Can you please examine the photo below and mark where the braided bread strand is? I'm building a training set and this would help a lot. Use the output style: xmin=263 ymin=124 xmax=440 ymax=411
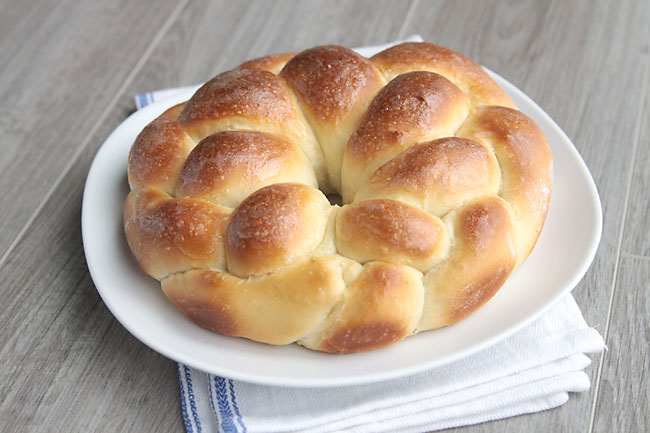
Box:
xmin=124 ymin=43 xmax=552 ymax=353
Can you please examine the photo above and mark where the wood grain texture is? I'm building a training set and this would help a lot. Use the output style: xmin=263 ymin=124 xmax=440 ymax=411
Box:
xmin=0 ymin=1 xmax=413 ymax=431
xmin=621 ymin=59 xmax=650 ymax=256
xmin=0 ymin=0 xmax=184 ymax=262
xmin=0 ymin=125 xmax=185 ymax=433
xmin=130 ymin=0 xmax=412 ymax=94
xmin=404 ymin=0 xmax=650 ymax=431
xmin=1 ymin=0 xmax=649 ymax=432
xmin=592 ymin=255 xmax=650 ymax=432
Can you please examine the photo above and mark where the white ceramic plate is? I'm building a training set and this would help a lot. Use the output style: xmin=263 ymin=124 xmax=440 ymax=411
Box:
xmin=82 ymin=70 xmax=602 ymax=388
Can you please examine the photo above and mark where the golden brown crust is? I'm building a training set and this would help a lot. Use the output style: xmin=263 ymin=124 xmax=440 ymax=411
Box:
xmin=178 ymin=68 xmax=299 ymax=140
xmin=281 ymin=45 xmax=384 ymax=122
xmin=302 ymin=262 xmax=423 ymax=354
xmin=123 ymin=188 xmax=231 ymax=280
xmin=281 ymin=45 xmax=385 ymax=191
xmin=417 ymin=196 xmax=517 ymax=330
xmin=127 ymin=118 xmax=195 ymax=194
xmin=225 ymin=183 xmax=331 ymax=277
xmin=336 ymin=199 xmax=449 ymax=271
xmin=346 ymin=72 xmax=468 ymax=159
xmin=176 ymin=131 xmax=316 ymax=208
xmin=164 ymin=270 xmax=239 ymax=336
xmin=176 ymin=67 xmax=327 ymax=187
xmin=162 ymin=256 xmax=358 ymax=345
xmin=456 ymin=106 xmax=552 ymax=263
xmin=239 ymin=53 xmax=296 ymax=74
xmin=371 ymin=42 xmax=515 ymax=107
xmin=354 ymin=137 xmax=500 ymax=216
xmin=342 ymin=71 xmax=470 ymax=201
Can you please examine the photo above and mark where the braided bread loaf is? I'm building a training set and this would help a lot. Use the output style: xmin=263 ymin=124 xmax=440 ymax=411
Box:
xmin=124 ymin=42 xmax=552 ymax=354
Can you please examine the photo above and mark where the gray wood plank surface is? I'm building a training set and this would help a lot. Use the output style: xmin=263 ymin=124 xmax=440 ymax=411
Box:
xmin=130 ymin=0 xmax=412 ymax=93
xmin=0 ymin=0 xmax=185 ymax=262
xmin=621 ymin=60 xmax=650 ymax=257
xmin=1 ymin=0 xmax=649 ymax=432
xmin=404 ymin=0 xmax=650 ymax=431
xmin=592 ymin=255 xmax=650 ymax=432
xmin=0 ymin=1 xmax=414 ymax=431
xmin=595 ymin=42 xmax=650 ymax=432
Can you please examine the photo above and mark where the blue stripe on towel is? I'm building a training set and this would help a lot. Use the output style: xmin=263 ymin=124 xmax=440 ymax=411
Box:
xmin=213 ymin=376 xmax=238 ymax=432
xmin=138 ymin=92 xmax=148 ymax=109
xmin=209 ymin=374 xmax=221 ymax=429
xmin=177 ymin=364 xmax=194 ymax=432
xmin=228 ymin=379 xmax=247 ymax=433
xmin=184 ymin=365 xmax=202 ymax=433
xmin=136 ymin=92 xmax=155 ymax=109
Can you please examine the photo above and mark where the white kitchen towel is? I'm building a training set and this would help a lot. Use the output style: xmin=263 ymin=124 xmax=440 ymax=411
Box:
xmin=135 ymin=35 xmax=605 ymax=433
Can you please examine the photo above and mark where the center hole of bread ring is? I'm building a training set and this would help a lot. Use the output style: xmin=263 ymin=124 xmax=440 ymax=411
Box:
xmin=326 ymin=193 xmax=343 ymax=206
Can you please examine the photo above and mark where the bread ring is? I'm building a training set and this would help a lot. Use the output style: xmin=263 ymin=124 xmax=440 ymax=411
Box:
xmin=125 ymin=42 xmax=552 ymax=353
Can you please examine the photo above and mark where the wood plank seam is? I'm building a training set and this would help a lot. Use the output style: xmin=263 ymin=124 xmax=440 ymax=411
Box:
xmin=587 ymin=40 xmax=650 ymax=433
xmin=397 ymin=0 xmax=420 ymax=40
xmin=0 ymin=0 xmax=190 ymax=273
xmin=622 ymin=252 xmax=650 ymax=261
